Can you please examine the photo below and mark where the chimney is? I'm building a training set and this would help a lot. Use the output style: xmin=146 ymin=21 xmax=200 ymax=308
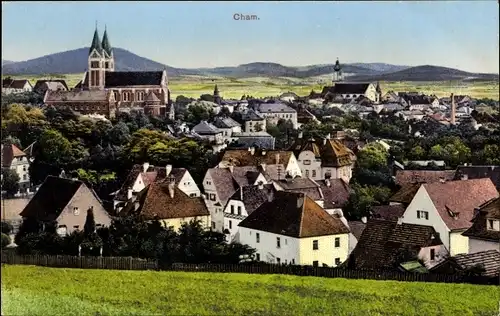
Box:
xmin=473 ymin=207 xmax=480 ymax=219
xmin=325 ymin=179 xmax=331 ymax=187
xmin=240 ymin=187 xmax=243 ymax=200
xmin=326 ymin=133 xmax=331 ymax=140
xmin=275 ymin=153 xmax=280 ymax=164
xmin=260 ymin=163 xmax=266 ymax=172
xmin=166 ymin=164 xmax=172 ymax=176
xmin=298 ymin=131 xmax=303 ymax=139
xmin=450 ymin=93 xmax=456 ymax=125
xmin=361 ymin=216 xmax=367 ymax=224
xmin=397 ymin=217 xmax=403 ymax=225
xmin=323 ymin=138 xmax=327 ymax=145
xmin=142 ymin=162 xmax=150 ymax=173
xmin=228 ymin=165 xmax=234 ymax=173
xmin=258 ymin=181 xmax=264 ymax=190
xmin=267 ymin=190 xmax=274 ymax=202
xmin=127 ymin=188 xmax=133 ymax=200
xmin=167 ymin=182 xmax=175 ymax=198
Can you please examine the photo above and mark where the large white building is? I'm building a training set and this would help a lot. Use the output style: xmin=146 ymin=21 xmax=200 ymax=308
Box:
xmin=1 ymin=144 xmax=31 ymax=194
xmin=255 ymin=103 xmax=298 ymax=129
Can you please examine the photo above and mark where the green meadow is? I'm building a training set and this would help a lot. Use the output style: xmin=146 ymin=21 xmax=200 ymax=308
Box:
xmin=3 ymin=73 xmax=499 ymax=100
xmin=1 ymin=265 xmax=498 ymax=316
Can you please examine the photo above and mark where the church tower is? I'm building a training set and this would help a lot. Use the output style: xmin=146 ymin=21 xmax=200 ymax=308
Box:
xmin=88 ymin=25 xmax=106 ymax=90
xmin=101 ymin=26 xmax=114 ymax=72
xmin=333 ymin=58 xmax=343 ymax=83
xmin=213 ymin=84 xmax=221 ymax=105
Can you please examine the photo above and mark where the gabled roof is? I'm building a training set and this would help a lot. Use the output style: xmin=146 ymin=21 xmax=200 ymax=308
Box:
xmin=274 ymin=177 xmax=323 ymax=201
xmin=315 ymin=179 xmax=351 ymax=209
xmin=212 ymin=117 xmax=241 ymax=129
xmin=371 ymin=205 xmax=406 ymax=221
xmin=19 ymin=176 xmax=84 ymax=221
xmin=454 ymin=165 xmax=500 ymax=191
xmin=45 ymin=90 xmax=112 ymax=102
xmin=228 ymin=184 xmax=277 ymax=215
xmin=395 ymin=170 xmax=456 ymax=187
xmin=432 ymin=250 xmax=500 ymax=278
xmin=422 ymin=179 xmax=499 ymax=230
xmin=350 ymin=219 xmax=443 ymax=269
xmin=348 ymin=221 xmax=367 ymax=240
xmin=241 ymin=109 xmax=265 ymax=121
xmin=462 ymin=197 xmax=500 ymax=241
xmin=114 ymin=164 xmax=186 ymax=201
xmin=33 ymin=80 xmax=69 ymax=91
xmin=192 ymin=121 xmax=220 ymax=135
xmin=120 ymin=182 xmax=209 ymax=220
xmin=288 ymin=138 xmax=352 ymax=167
xmin=220 ymin=149 xmax=294 ymax=169
xmin=2 ymin=79 xmax=31 ymax=89
xmin=206 ymin=168 xmax=240 ymax=206
xmin=389 ymin=183 xmax=421 ymax=205
xmin=256 ymin=103 xmax=296 ymax=113
xmin=77 ymin=71 xmax=164 ymax=89
xmin=1 ymin=143 xmax=27 ymax=167
xmin=145 ymin=91 xmax=161 ymax=102
xmin=239 ymin=191 xmax=349 ymax=238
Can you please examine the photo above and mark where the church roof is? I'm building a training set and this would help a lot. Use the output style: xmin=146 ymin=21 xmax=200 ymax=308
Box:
xmin=323 ymin=83 xmax=371 ymax=95
xmin=89 ymin=28 xmax=103 ymax=56
xmin=76 ymin=71 xmax=164 ymax=89
xmin=101 ymin=28 xmax=112 ymax=56
xmin=45 ymin=90 xmax=112 ymax=102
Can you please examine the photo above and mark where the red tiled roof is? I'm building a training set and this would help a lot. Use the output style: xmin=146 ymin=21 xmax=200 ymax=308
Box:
xmin=423 ymin=179 xmax=499 ymax=231
xmin=395 ymin=170 xmax=456 ymax=186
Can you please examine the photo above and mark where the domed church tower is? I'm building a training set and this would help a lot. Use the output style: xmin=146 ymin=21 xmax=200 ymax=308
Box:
xmin=333 ymin=58 xmax=343 ymax=83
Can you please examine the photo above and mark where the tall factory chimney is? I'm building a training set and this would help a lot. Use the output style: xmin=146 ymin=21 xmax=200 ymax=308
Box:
xmin=450 ymin=93 xmax=456 ymax=125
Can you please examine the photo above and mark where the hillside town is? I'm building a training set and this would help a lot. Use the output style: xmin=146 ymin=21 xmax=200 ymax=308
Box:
xmin=2 ymin=26 xmax=500 ymax=282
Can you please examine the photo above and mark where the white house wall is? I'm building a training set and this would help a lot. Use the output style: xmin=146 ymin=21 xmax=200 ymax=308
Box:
xmin=239 ymin=227 xmax=300 ymax=264
xmin=417 ymin=244 xmax=448 ymax=269
xmin=468 ymin=238 xmax=500 ymax=254
xmin=449 ymin=231 xmax=469 ymax=256
xmin=177 ymin=172 xmax=201 ymax=197
xmin=202 ymin=172 xmax=225 ymax=232
xmin=297 ymin=151 xmax=322 ymax=180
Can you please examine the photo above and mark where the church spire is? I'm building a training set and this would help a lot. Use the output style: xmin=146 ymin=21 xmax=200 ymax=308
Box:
xmin=214 ymin=84 xmax=219 ymax=96
xmin=89 ymin=24 xmax=102 ymax=56
xmin=101 ymin=25 xmax=112 ymax=56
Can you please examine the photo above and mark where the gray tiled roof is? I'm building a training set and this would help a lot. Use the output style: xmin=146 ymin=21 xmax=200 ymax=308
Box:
xmin=257 ymin=103 xmax=296 ymax=113
xmin=228 ymin=184 xmax=277 ymax=215
xmin=192 ymin=121 xmax=221 ymax=135
xmin=242 ymin=109 xmax=265 ymax=121
xmin=212 ymin=117 xmax=241 ymax=128
xmin=45 ymin=90 xmax=111 ymax=102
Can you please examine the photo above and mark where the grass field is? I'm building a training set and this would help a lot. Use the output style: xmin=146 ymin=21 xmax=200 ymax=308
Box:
xmin=3 ymin=73 xmax=499 ymax=100
xmin=1 ymin=265 xmax=498 ymax=316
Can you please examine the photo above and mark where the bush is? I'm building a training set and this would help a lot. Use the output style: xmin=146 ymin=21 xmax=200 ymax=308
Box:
xmin=1 ymin=233 xmax=11 ymax=248
xmin=1 ymin=221 xmax=14 ymax=235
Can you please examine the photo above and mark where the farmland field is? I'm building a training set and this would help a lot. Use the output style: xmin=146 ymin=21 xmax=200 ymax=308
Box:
xmin=1 ymin=265 xmax=498 ymax=316
xmin=3 ymin=73 xmax=499 ymax=100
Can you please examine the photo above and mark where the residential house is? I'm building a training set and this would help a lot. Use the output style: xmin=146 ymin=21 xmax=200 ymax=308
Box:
xmin=273 ymin=177 xmax=325 ymax=207
xmin=192 ymin=121 xmax=224 ymax=145
xmin=381 ymin=91 xmax=404 ymax=104
xmin=401 ymin=179 xmax=499 ymax=256
xmin=462 ymin=197 xmax=500 ymax=254
xmin=371 ymin=204 xmax=407 ymax=221
xmin=229 ymin=132 xmax=276 ymax=150
xmin=1 ymin=144 xmax=31 ymax=194
xmin=454 ymin=165 xmax=500 ymax=191
xmin=279 ymin=92 xmax=299 ymax=102
xmin=223 ymin=182 xmax=277 ymax=242
xmin=430 ymin=250 xmax=500 ymax=279
xmin=212 ymin=117 xmax=242 ymax=139
xmin=389 ymin=183 xmax=421 ymax=207
xmin=348 ymin=218 xmax=448 ymax=270
xmin=113 ymin=163 xmax=200 ymax=210
xmin=33 ymin=80 xmax=69 ymax=95
xmin=394 ymin=170 xmax=456 ymax=187
xmin=289 ymin=134 xmax=354 ymax=182
xmin=218 ymin=148 xmax=301 ymax=178
xmin=322 ymin=82 xmax=380 ymax=103
xmin=297 ymin=107 xmax=320 ymax=128
xmin=120 ymin=180 xmax=210 ymax=231
xmin=19 ymin=176 xmax=111 ymax=235
xmin=398 ymin=93 xmax=439 ymax=110
xmin=238 ymin=191 xmax=350 ymax=266
xmin=203 ymin=166 xmax=269 ymax=232
xmin=255 ymin=102 xmax=298 ymax=129
xmin=241 ymin=109 xmax=266 ymax=133
xmin=396 ymin=110 xmax=425 ymax=121
xmin=2 ymin=78 xmax=33 ymax=95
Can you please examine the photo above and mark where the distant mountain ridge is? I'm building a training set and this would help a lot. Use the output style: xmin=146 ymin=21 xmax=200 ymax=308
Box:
xmin=2 ymin=47 xmax=498 ymax=82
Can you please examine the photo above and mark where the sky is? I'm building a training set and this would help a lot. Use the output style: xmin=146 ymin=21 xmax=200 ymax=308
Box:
xmin=2 ymin=1 xmax=499 ymax=73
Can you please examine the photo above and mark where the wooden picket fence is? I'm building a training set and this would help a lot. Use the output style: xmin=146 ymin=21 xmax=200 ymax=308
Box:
xmin=2 ymin=251 xmax=497 ymax=285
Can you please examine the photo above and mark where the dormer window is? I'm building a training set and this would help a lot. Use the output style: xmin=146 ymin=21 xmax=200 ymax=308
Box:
xmin=91 ymin=61 xmax=99 ymax=68
xmin=487 ymin=219 xmax=499 ymax=231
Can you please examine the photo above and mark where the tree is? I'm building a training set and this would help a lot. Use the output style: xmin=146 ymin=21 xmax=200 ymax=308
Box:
xmin=1 ymin=233 xmax=11 ymax=249
xmin=200 ymin=94 xmax=215 ymax=102
xmin=1 ymin=169 xmax=20 ymax=196
xmin=356 ymin=142 xmax=388 ymax=171
xmin=1 ymin=221 xmax=14 ymax=235
xmin=184 ymin=103 xmax=215 ymax=125
xmin=343 ymin=184 xmax=392 ymax=220
xmin=84 ymin=207 xmax=96 ymax=236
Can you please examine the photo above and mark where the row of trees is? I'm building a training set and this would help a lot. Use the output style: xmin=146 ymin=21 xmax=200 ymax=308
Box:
xmin=14 ymin=209 xmax=255 ymax=265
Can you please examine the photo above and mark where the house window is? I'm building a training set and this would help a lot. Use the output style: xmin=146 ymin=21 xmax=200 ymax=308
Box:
xmin=230 ymin=205 xmax=234 ymax=214
xmin=312 ymin=170 xmax=316 ymax=177
xmin=334 ymin=237 xmax=340 ymax=248
xmin=276 ymin=258 xmax=281 ymax=265
xmin=210 ymin=194 xmax=216 ymax=201
xmin=91 ymin=61 xmax=99 ymax=68
xmin=305 ymin=170 xmax=309 ymax=177
xmin=276 ymin=237 xmax=281 ymax=248
xmin=113 ymin=91 xmax=119 ymax=100
xmin=303 ymin=160 xmax=311 ymax=165
xmin=237 ymin=206 xmax=242 ymax=215
xmin=56 ymin=225 xmax=67 ymax=236
xmin=73 ymin=225 xmax=80 ymax=230
xmin=123 ymin=92 xmax=131 ymax=102
xmin=256 ymin=233 xmax=260 ymax=243
xmin=487 ymin=219 xmax=498 ymax=231
xmin=211 ymin=221 xmax=215 ymax=229
xmin=313 ymin=240 xmax=319 ymax=250
xmin=190 ymin=193 xmax=196 ymax=197
xmin=335 ymin=258 xmax=341 ymax=266
xmin=430 ymin=249 xmax=435 ymax=261
xmin=23 ymin=174 xmax=27 ymax=180
xmin=256 ymin=253 xmax=260 ymax=261
xmin=73 ymin=207 xmax=80 ymax=216
xmin=285 ymin=239 xmax=287 ymax=245
xmin=137 ymin=91 xmax=144 ymax=101
xmin=417 ymin=210 xmax=429 ymax=220
xmin=206 ymin=181 xmax=211 ymax=185
xmin=313 ymin=261 xmax=319 ymax=267
xmin=229 ymin=220 xmax=232 ymax=229
xmin=291 ymin=259 xmax=295 ymax=265
xmin=23 ymin=166 xmax=26 ymax=171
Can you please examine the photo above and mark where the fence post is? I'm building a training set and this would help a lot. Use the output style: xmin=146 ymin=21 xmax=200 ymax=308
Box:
xmin=129 ymin=257 xmax=133 ymax=270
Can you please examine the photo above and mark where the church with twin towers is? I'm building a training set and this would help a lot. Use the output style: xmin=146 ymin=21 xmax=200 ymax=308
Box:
xmin=43 ymin=25 xmax=174 ymax=119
